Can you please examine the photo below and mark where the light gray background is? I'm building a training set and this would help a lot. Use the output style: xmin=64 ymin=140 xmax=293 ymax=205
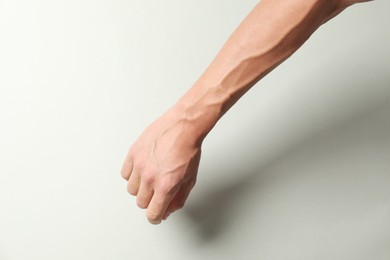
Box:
xmin=0 ymin=1 xmax=389 ymax=259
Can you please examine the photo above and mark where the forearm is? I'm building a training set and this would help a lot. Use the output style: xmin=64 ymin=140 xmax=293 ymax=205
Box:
xmin=172 ymin=0 xmax=345 ymax=143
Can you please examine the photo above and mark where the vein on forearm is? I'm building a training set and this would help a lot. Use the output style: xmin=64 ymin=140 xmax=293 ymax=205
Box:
xmin=216 ymin=0 xmax=334 ymax=108
xmin=176 ymin=0 xmax=340 ymax=140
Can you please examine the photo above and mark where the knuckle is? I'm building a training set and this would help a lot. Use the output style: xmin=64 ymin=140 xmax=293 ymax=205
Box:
xmin=131 ymin=154 xmax=145 ymax=170
xmin=142 ymin=171 xmax=155 ymax=186
xmin=133 ymin=160 xmax=144 ymax=173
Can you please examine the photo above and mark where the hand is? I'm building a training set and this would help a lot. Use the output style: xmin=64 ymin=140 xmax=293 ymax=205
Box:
xmin=121 ymin=107 xmax=202 ymax=224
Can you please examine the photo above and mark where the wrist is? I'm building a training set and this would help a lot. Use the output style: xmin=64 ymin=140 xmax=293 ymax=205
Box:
xmin=171 ymin=84 xmax=225 ymax=144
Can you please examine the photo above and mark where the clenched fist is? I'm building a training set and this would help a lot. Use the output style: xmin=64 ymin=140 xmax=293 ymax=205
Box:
xmin=121 ymin=106 xmax=202 ymax=224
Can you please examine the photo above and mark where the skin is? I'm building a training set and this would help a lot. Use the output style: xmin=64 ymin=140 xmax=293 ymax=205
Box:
xmin=121 ymin=0 xmax=373 ymax=225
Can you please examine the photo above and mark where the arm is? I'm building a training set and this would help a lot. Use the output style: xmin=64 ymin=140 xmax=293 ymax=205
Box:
xmin=121 ymin=0 xmax=372 ymax=224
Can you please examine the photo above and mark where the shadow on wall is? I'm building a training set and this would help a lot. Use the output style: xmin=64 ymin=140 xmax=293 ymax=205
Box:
xmin=179 ymin=65 xmax=390 ymax=244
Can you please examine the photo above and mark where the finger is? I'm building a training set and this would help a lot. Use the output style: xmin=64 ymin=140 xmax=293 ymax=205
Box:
xmin=136 ymin=181 xmax=154 ymax=209
xmin=146 ymin=187 xmax=180 ymax=225
xmin=120 ymin=153 xmax=133 ymax=180
xmin=163 ymin=180 xmax=195 ymax=220
xmin=127 ymin=171 xmax=141 ymax=196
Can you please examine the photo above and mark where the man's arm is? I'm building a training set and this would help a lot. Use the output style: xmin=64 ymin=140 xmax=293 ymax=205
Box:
xmin=121 ymin=0 xmax=372 ymax=224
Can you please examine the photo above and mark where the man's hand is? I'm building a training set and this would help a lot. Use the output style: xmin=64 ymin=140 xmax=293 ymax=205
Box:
xmin=121 ymin=107 xmax=202 ymax=224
